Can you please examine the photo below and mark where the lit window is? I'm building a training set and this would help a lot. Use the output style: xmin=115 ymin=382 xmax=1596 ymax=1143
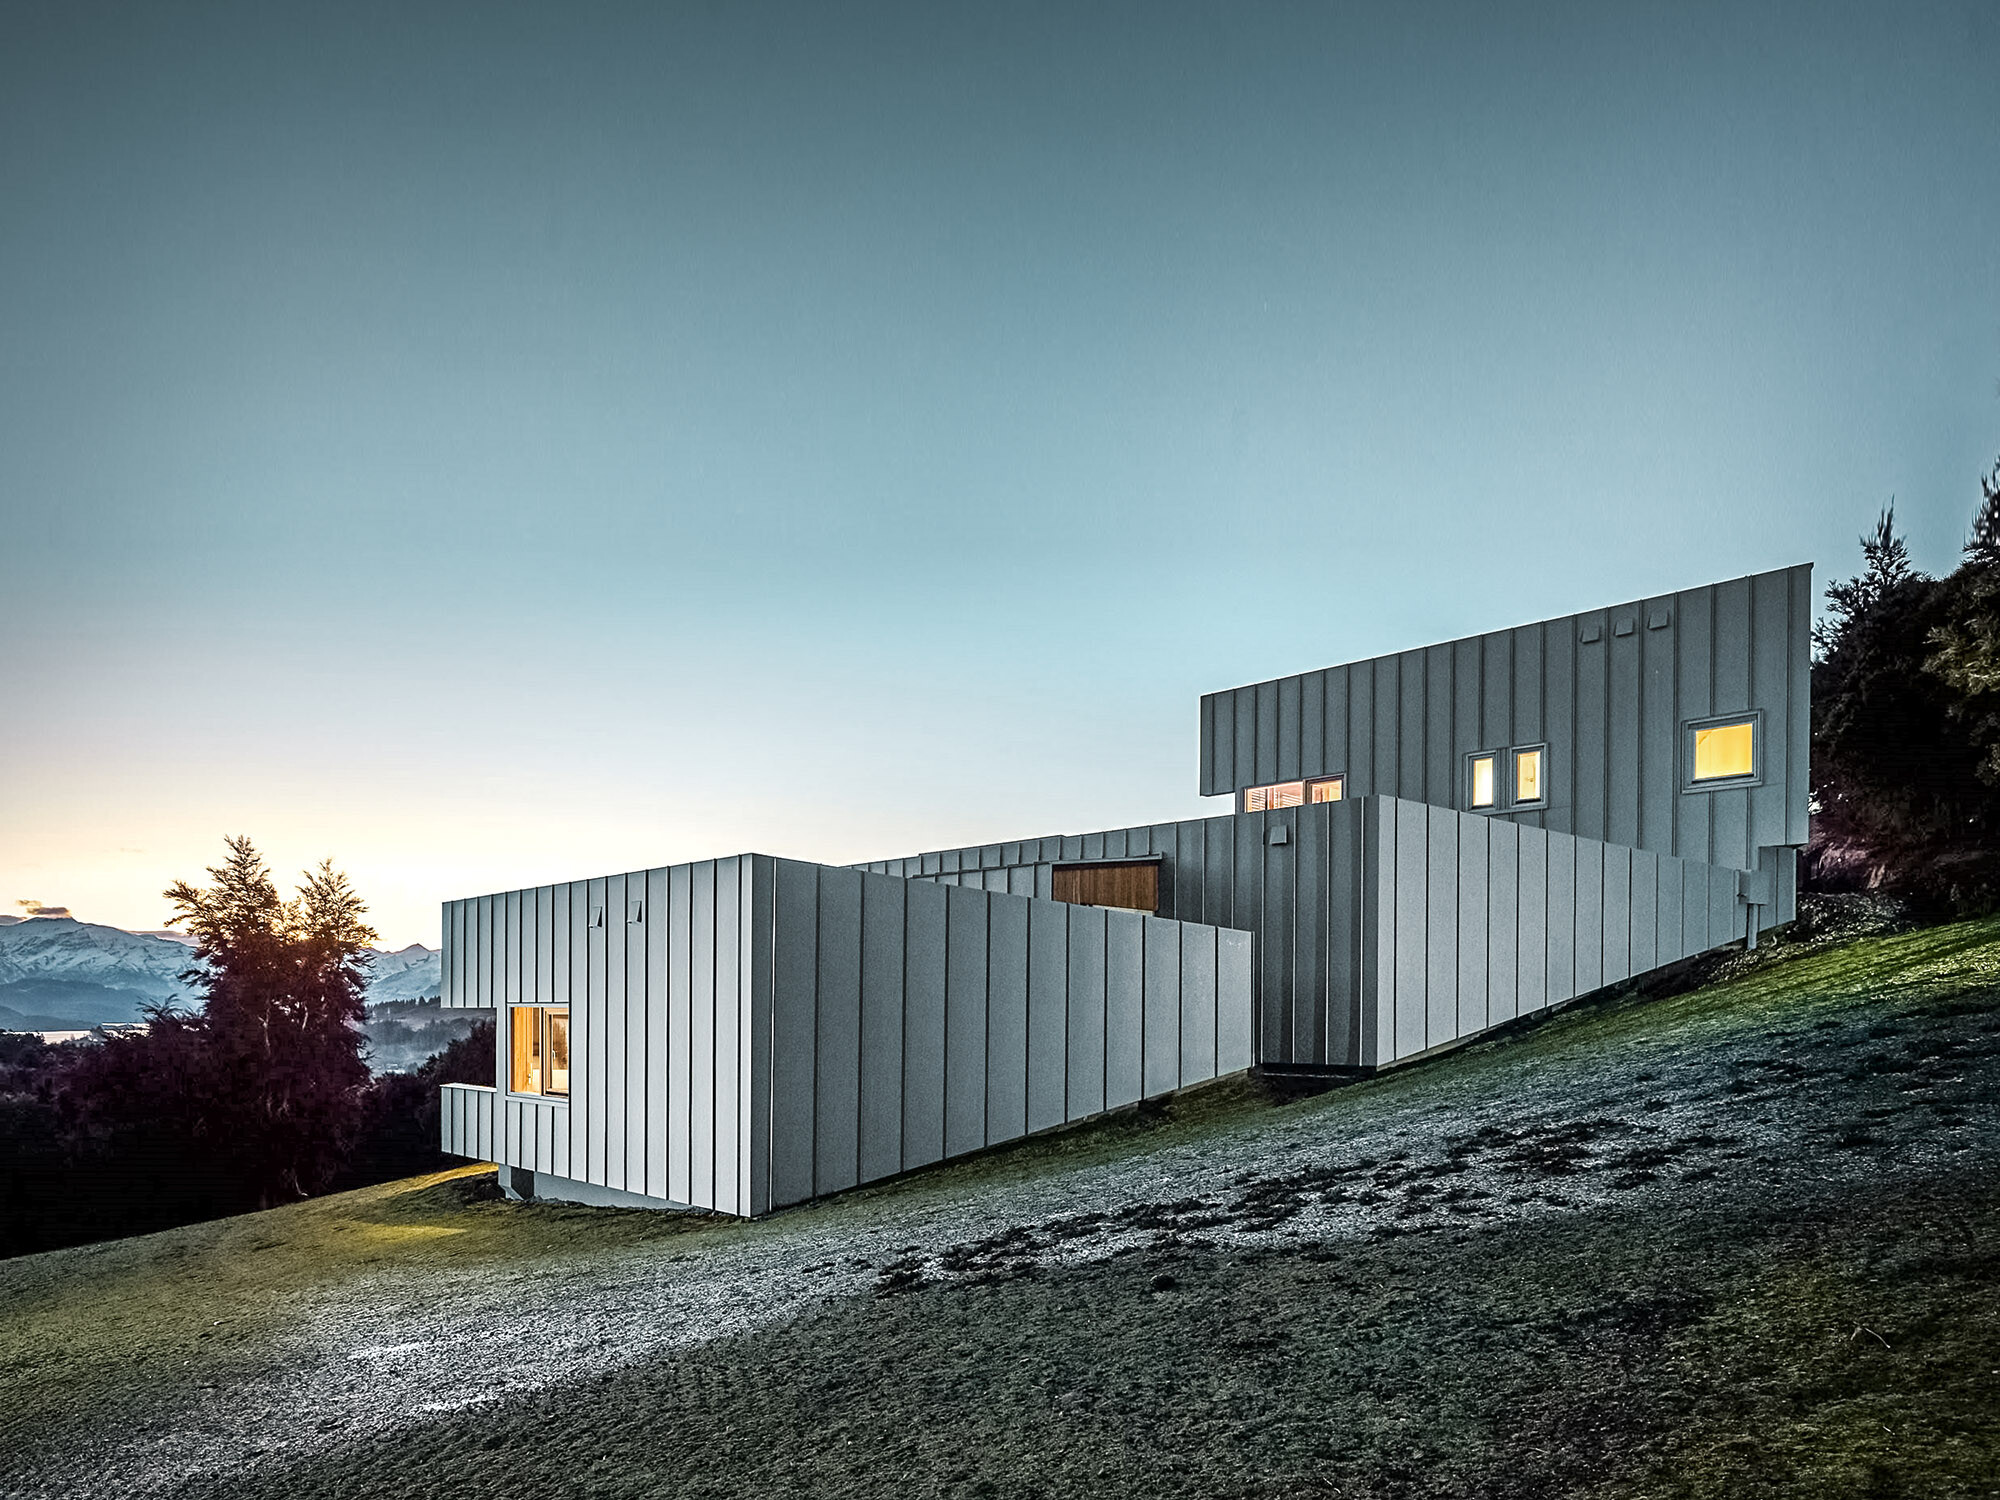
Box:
xmin=1469 ymin=754 xmax=1496 ymax=809
xmin=510 ymin=1006 xmax=570 ymax=1098
xmin=1514 ymin=748 xmax=1543 ymax=805
xmin=1243 ymin=780 xmax=1305 ymax=812
xmin=1693 ymin=719 xmax=1756 ymax=782
xmin=1307 ymin=775 xmax=1345 ymax=803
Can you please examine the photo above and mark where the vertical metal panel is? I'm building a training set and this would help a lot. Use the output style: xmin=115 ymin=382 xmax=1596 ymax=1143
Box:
xmin=1516 ymin=824 xmax=1547 ymax=1014
xmin=985 ymin=893 xmax=1030 ymax=1146
xmin=1607 ymin=610 xmax=1642 ymax=849
xmin=1294 ymin=802 xmax=1328 ymax=1065
xmin=1372 ymin=655 xmax=1400 ymax=798
xmin=1749 ymin=567 xmax=1795 ymax=853
xmin=1456 ymin=815 xmax=1489 ymax=1039
xmin=1255 ymin=678 xmax=1279 ymax=784
xmin=1260 ymin=811 xmax=1295 ymax=1062
xmin=1065 ymin=904 xmax=1108 ymax=1117
xmin=1142 ymin=918 xmax=1180 ymax=1096
xmin=858 ymin=872 xmax=906 ymax=1183
xmin=769 ymin=860 xmax=819 ymax=1210
xmin=746 ymin=857 xmax=775 ymax=1218
xmin=728 ymin=857 xmax=754 ymax=1216
xmin=1425 ymin=807 xmax=1458 ymax=1049
xmin=943 ymin=885 xmax=988 ymax=1159
xmin=585 ymin=876 xmax=608 ymax=1186
xmin=1514 ymin=621 xmax=1544 ymax=747
xmin=1345 ymin=660 xmax=1371 ymax=797
xmin=1398 ymin=651 xmax=1427 ymax=799
xmin=1359 ymin=798 xmax=1389 ymax=1066
xmin=690 ymin=862 xmax=719 ymax=1206
xmin=1301 ymin=670 xmax=1325 ymax=780
xmin=1786 ymin=568 xmax=1813 ymax=846
xmin=1199 ymin=692 xmax=1217 ymax=795
xmin=644 ymin=867 xmax=669 ymax=1202
xmin=1216 ymin=928 xmax=1256 ymax=1074
xmin=504 ymin=889 xmax=522 ymax=1007
xmin=1657 ymin=855 xmax=1684 ymax=963
xmin=1573 ymin=840 xmax=1603 ymax=997
xmin=1573 ymin=622 xmax=1608 ymax=847
xmin=1325 ymin=664 xmax=1352 ymax=787
xmin=1426 ymin=643 xmax=1454 ymax=806
xmin=1544 ymin=833 xmax=1576 ymax=1008
xmin=603 ymin=873 xmax=628 ymax=1190
xmin=1630 ymin=851 xmax=1659 ymax=976
xmin=1393 ymin=800 xmax=1429 ymax=1058
xmin=1683 ymin=859 xmax=1708 ymax=955
xmin=1234 ymin=692 xmax=1257 ymax=796
xmin=813 ymin=867 xmax=862 ymax=1197
xmin=626 ymin=875 xmax=649 ymax=1194
xmin=565 ymin=881 xmax=585 ymax=1182
xmin=667 ymin=863 xmax=693 ymax=1205
xmin=1277 ymin=673 xmax=1302 ymax=781
xmin=1486 ymin=819 xmax=1519 ymax=1024
xmin=1325 ymin=799 xmax=1361 ymax=1066
xmin=1675 ymin=585 xmax=1715 ymax=863
xmin=1639 ymin=601 xmax=1677 ymax=853
xmin=1208 ymin=692 xmax=1232 ymax=798
xmin=1601 ymin=844 xmax=1631 ymax=986
xmin=707 ymin=862 xmax=737 ymax=1211
xmin=1542 ymin=619 xmax=1575 ymax=836
xmin=1103 ymin=909 xmax=1146 ymax=1108
xmin=1710 ymin=868 xmax=1740 ymax=947
xmin=1179 ymin=925 xmax=1217 ymax=1083
xmin=1455 ymin=635 xmax=1483 ymax=770
xmin=1026 ymin=897 xmax=1068 ymax=1133
xmin=901 ymin=878 xmax=948 ymax=1171
xmin=534 ymin=887 xmax=552 ymax=1005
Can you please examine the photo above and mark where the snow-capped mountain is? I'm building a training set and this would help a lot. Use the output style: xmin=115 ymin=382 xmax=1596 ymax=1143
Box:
xmin=0 ymin=917 xmax=441 ymax=1029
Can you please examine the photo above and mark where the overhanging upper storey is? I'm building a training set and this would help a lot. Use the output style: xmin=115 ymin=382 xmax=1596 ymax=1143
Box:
xmin=1198 ymin=564 xmax=1812 ymax=873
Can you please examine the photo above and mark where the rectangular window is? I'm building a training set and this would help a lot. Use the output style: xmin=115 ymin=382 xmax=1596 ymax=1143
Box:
xmin=1242 ymin=780 xmax=1305 ymax=812
xmin=1468 ymin=753 xmax=1497 ymax=809
xmin=1692 ymin=718 xmax=1756 ymax=782
xmin=1307 ymin=775 xmax=1345 ymax=803
xmin=1514 ymin=747 xmax=1544 ymax=805
xmin=510 ymin=1006 xmax=570 ymax=1098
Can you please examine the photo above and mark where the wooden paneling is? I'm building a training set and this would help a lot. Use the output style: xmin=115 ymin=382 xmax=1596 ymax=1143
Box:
xmin=1052 ymin=861 xmax=1159 ymax=913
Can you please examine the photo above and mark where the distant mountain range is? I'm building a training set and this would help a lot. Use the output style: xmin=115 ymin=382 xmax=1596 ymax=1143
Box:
xmin=0 ymin=917 xmax=442 ymax=1031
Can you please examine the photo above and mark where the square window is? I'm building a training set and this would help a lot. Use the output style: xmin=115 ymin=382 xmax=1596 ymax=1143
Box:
xmin=1468 ymin=753 xmax=1497 ymax=809
xmin=510 ymin=1005 xmax=571 ymax=1098
xmin=1691 ymin=717 xmax=1756 ymax=783
xmin=1514 ymin=747 xmax=1544 ymax=805
xmin=1307 ymin=775 xmax=1345 ymax=803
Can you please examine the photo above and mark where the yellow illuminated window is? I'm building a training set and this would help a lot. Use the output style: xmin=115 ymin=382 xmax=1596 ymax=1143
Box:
xmin=1243 ymin=780 xmax=1305 ymax=811
xmin=510 ymin=1007 xmax=542 ymax=1095
xmin=546 ymin=1009 xmax=569 ymax=1097
xmin=510 ymin=1006 xmax=570 ymax=1097
xmin=1469 ymin=754 xmax=1496 ymax=809
xmin=1693 ymin=719 xmax=1756 ymax=782
xmin=1307 ymin=775 xmax=1345 ymax=803
xmin=1515 ymin=748 xmax=1543 ymax=804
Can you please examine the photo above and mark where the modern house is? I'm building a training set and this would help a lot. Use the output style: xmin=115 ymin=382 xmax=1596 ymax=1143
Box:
xmin=439 ymin=563 xmax=1811 ymax=1217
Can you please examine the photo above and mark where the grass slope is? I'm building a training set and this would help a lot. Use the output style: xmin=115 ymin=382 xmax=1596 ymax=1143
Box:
xmin=4 ymin=912 xmax=1998 ymax=1499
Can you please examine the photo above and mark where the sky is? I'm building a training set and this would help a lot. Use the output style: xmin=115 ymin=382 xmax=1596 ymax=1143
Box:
xmin=2 ymin=1 xmax=1996 ymax=949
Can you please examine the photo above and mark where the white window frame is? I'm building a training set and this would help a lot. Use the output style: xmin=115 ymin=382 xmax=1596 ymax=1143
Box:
xmin=1683 ymin=710 xmax=1763 ymax=792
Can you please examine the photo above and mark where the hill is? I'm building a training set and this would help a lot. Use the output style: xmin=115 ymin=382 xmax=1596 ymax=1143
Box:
xmin=0 ymin=918 xmax=441 ymax=1027
xmin=2 ymin=907 xmax=1995 ymax=1499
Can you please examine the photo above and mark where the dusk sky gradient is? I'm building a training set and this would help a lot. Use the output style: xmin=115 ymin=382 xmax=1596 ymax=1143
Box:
xmin=3 ymin=1 xmax=1997 ymax=947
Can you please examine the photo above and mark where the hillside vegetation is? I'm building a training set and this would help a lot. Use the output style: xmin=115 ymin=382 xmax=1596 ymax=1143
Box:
xmin=2 ymin=906 xmax=1996 ymax=1499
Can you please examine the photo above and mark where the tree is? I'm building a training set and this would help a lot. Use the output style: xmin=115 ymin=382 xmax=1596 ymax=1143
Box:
xmin=66 ymin=838 xmax=379 ymax=1210
xmin=1809 ymin=484 xmax=2000 ymax=911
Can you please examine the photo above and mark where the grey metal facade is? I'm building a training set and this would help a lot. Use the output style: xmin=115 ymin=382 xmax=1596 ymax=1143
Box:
xmin=441 ymin=857 xmax=1254 ymax=1216
xmin=856 ymin=794 xmax=1755 ymax=1069
xmin=442 ymin=564 xmax=1813 ymax=1215
xmin=1198 ymin=564 xmax=1811 ymax=880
